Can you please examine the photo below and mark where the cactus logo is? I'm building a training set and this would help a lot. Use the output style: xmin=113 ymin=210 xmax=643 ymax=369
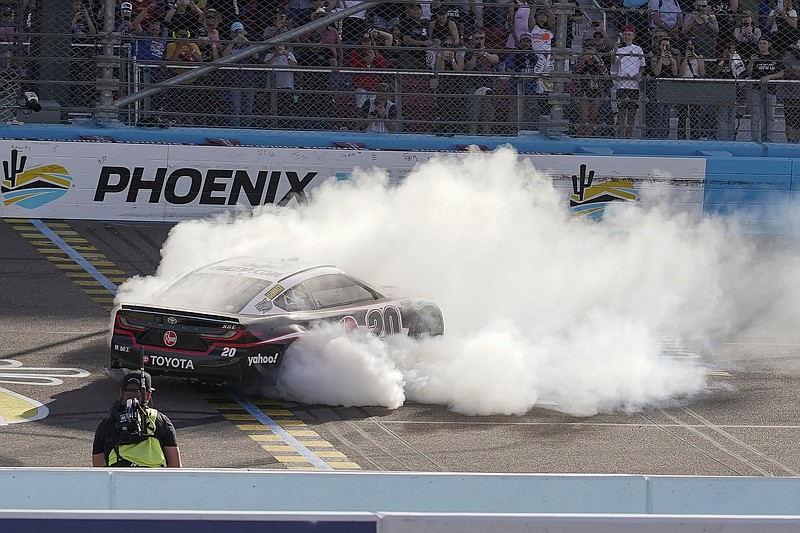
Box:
xmin=569 ymin=164 xmax=638 ymax=220
xmin=1 ymin=149 xmax=73 ymax=209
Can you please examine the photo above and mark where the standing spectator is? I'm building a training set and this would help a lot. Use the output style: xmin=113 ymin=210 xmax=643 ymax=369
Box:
xmin=298 ymin=21 xmax=337 ymax=129
xmin=346 ymin=30 xmax=390 ymax=109
xmin=504 ymin=31 xmax=539 ymax=130
xmin=433 ymin=33 xmax=465 ymax=133
xmin=200 ymin=8 xmax=222 ymax=48
xmin=747 ymin=35 xmax=784 ymax=141
xmin=360 ymin=81 xmax=397 ymax=132
xmin=734 ymin=12 xmax=762 ymax=58
xmin=433 ymin=0 xmax=476 ymax=41
xmin=682 ymin=0 xmax=720 ymax=62
xmin=163 ymin=0 xmax=202 ymax=36
xmin=710 ymin=0 xmax=738 ymax=55
xmin=132 ymin=11 xmax=167 ymax=115
xmin=649 ymin=0 xmax=683 ymax=39
xmin=780 ymin=41 xmax=800 ymax=141
xmin=506 ymin=0 xmax=532 ymax=49
xmin=69 ymin=0 xmax=97 ymax=111
xmin=529 ymin=7 xmax=554 ymax=53
xmin=373 ymin=3 xmax=404 ymax=30
xmin=399 ymin=2 xmax=434 ymax=70
xmin=647 ymin=36 xmax=677 ymax=138
xmin=714 ymin=41 xmax=746 ymax=139
xmin=676 ymin=38 xmax=707 ymax=139
xmin=264 ymin=43 xmax=299 ymax=129
xmin=286 ymin=0 xmax=313 ymax=29
xmin=164 ymin=27 xmax=203 ymax=124
xmin=429 ymin=5 xmax=461 ymax=45
xmin=263 ymin=7 xmax=293 ymax=45
xmin=330 ymin=0 xmax=369 ymax=45
xmin=222 ymin=21 xmax=259 ymax=128
xmin=115 ymin=2 xmax=136 ymax=36
xmin=614 ymin=24 xmax=645 ymax=138
xmin=464 ymin=28 xmax=500 ymax=134
xmin=573 ymin=38 xmax=610 ymax=137
xmin=765 ymin=0 xmax=798 ymax=55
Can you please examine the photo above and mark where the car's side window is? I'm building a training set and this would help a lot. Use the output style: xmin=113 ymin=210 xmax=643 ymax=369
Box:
xmin=304 ymin=274 xmax=377 ymax=309
xmin=274 ymin=283 xmax=315 ymax=312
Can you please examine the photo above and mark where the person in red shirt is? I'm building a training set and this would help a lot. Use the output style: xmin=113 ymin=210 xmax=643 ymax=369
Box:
xmin=346 ymin=30 xmax=390 ymax=109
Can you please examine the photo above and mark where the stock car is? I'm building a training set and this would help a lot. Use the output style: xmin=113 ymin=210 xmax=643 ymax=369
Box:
xmin=110 ymin=257 xmax=444 ymax=386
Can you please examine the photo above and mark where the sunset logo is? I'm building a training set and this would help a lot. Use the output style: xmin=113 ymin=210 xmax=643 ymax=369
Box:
xmin=569 ymin=164 xmax=638 ymax=220
xmin=1 ymin=149 xmax=73 ymax=209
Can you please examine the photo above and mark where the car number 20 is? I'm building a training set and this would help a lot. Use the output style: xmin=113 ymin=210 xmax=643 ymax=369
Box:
xmin=366 ymin=306 xmax=402 ymax=338
xmin=221 ymin=347 xmax=237 ymax=358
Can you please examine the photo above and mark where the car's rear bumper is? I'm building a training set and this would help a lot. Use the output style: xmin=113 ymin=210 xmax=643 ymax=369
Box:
xmin=110 ymin=332 xmax=284 ymax=386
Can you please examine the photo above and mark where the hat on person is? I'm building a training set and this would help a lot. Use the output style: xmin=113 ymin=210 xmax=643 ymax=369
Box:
xmin=231 ymin=21 xmax=245 ymax=32
xmin=376 ymin=82 xmax=390 ymax=93
xmin=311 ymin=7 xmax=328 ymax=18
xmin=122 ymin=371 xmax=154 ymax=392
xmin=202 ymin=8 xmax=220 ymax=22
xmin=621 ymin=24 xmax=636 ymax=33
xmin=519 ymin=32 xmax=532 ymax=40
xmin=121 ymin=2 xmax=133 ymax=11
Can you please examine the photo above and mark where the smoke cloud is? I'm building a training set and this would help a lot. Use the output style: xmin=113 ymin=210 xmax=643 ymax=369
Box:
xmin=116 ymin=147 xmax=799 ymax=416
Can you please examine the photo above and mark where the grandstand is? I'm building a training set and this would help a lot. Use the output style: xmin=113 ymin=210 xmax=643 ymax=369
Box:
xmin=1 ymin=0 xmax=797 ymax=142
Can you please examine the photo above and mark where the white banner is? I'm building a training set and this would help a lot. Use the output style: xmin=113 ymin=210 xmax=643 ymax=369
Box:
xmin=0 ymin=141 xmax=705 ymax=221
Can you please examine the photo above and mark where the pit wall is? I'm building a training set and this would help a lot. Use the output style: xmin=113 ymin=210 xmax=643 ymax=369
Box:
xmin=1 ymin=470 xmax=799 ymax=532
xmin=1 ymin=125 xmax=798 ymax=234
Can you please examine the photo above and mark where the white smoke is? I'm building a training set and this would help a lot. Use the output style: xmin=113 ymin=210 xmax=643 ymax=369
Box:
xmin=116 ymin=147 xmax=800 ymax=416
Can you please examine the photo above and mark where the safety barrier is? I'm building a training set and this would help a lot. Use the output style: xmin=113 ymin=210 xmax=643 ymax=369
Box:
xmin=1 ymin=470 xmax=800 ymax=532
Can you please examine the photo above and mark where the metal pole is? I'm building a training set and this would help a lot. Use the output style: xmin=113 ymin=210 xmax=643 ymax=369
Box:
xmin=547 ymin=0 xmax=572 ymax=139
xmin=94 ymin=0 xmax=120 ymax=123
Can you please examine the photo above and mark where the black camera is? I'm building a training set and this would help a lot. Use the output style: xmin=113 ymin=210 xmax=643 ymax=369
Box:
xmin=114 ymin=398 xmax=148 ymax=444
xmin=23 ymin=91 xmax=41 ymax=112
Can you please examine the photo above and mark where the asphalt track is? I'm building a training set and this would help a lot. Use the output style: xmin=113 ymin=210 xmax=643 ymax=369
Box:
xmin=1 ymin=218 xmax=799 ymax=475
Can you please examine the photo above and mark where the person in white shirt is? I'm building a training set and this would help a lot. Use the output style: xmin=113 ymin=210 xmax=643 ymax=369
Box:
xmin=264 ymin=43 xmax=299 ymax=129
xmin=614 ymin=24 xmax=646 ymax=138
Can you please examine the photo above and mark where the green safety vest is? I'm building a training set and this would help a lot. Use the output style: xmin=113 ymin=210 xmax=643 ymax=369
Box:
xmin=108 ymin=408 xmax=167 ymax=468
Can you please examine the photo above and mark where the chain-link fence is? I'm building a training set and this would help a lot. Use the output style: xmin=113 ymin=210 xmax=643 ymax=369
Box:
xmin=2 ymin=0 xmax=799 ymax=142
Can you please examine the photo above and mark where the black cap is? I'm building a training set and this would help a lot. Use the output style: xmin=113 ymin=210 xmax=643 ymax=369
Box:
xmin=121 ymin=371 xmax=154 ymax=392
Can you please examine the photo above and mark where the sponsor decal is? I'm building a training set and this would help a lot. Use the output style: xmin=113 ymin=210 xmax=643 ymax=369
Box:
xmin=142 ymin=354 xmax=150 ymax=363
xmin=166 ymin=316 xmax=178 ymax=325
xmin=93 ymin=167 xmax=318 ymax=206
xmin=147 ymin=355 xmax=195 ymax=370
xmin=114 ymin=344 xmax=131 ymax=353
xmin=570 ymin=164 xmax=638 ymax=220
xmin=1 ymin=149 xmax=73 ymax=209
xmin=163 ymin=330 xmax=177 ymax=347
xmin=255 ymin=297 xmax=273 ymax=313
xmin=247 ymin=354 xmax=279 ymax=366
xmin=266 ymin=284 xmax=284 ymax=299
xmin=340 ymin=315 xmax=359 ymax=334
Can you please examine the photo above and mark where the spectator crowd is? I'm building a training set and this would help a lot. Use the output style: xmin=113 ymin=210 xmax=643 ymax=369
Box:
xmin=4 ymin=0 xmax=800 ymax=140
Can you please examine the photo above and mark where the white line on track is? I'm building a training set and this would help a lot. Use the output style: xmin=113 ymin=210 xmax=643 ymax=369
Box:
xmin=31 ymin=219 xmax=118 ymax=294
xmin=232 ymin=395 xmax=333 ymax=471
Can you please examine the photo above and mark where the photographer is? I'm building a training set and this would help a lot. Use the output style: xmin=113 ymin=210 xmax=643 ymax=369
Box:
xmin=92 ymin=372 xmax=181 ymax=468
xmin=677 ymin=38 xmax=707 ymax=139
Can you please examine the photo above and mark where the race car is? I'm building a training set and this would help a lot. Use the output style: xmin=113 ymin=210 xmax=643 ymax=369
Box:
xmin=110 ymin=257 xmax=444 ymax=386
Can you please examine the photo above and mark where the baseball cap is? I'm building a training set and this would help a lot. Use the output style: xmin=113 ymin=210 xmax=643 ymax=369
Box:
xmin=122 ymin=371 xmax=154 ymax=392
xmin=121 ymin=2 xmax=133 ymax=11
xmin=519 ymin=32 xmax=532 ymax=40
xmin=231 ymin=21 xmax=244 ymax=32
xmin=311 ymin=7 xmax=328 ymax=18
xmin=621 ymin=24 xmax=636 ymax=33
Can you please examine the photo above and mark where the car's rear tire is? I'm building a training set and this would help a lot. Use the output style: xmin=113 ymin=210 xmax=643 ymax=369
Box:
xmin=409 ymin=307 xmax=444 ymax=339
